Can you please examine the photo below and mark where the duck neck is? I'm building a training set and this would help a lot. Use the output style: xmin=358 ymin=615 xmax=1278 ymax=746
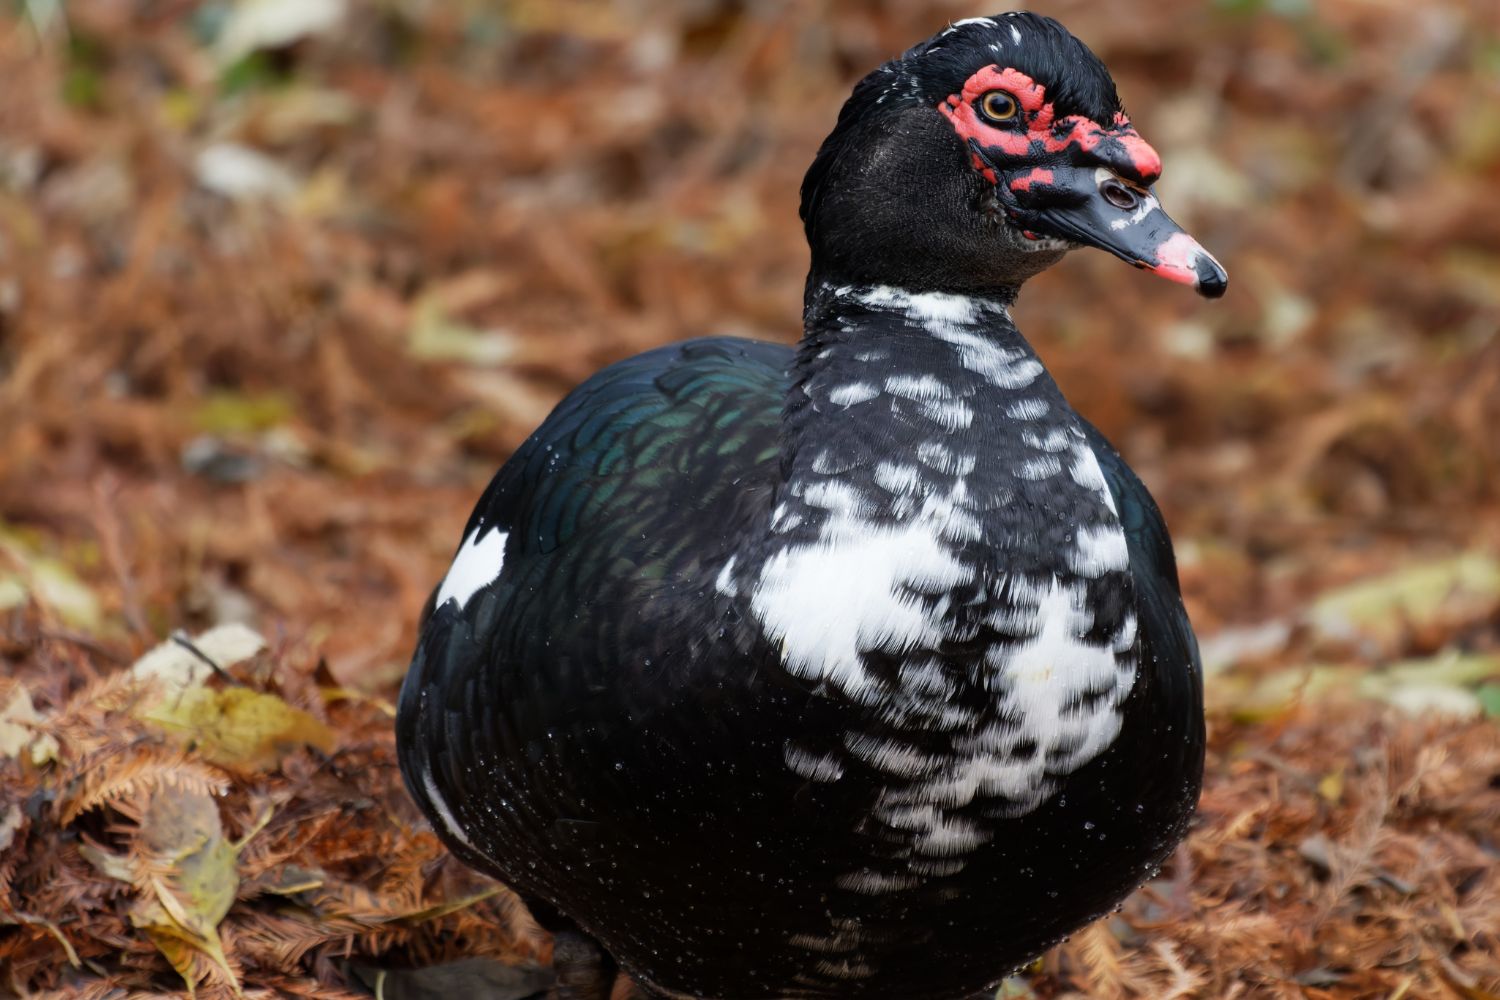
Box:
xmin=774 ymin=281 xmax=1123 ymax=575
xmin=721 ymin=279 xmax=1135 ymax=709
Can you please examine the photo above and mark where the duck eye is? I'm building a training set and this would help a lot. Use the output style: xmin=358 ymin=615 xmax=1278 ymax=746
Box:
xmin=979 ymin=91 xmax=1018 ymax=123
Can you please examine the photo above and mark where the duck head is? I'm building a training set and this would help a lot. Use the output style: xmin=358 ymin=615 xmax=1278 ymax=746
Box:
xmin=801 ymin=12 xmax=1227 ymax=299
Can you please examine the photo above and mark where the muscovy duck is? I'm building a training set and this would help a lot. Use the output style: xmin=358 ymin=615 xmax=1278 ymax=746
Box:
xmin=397 ymin=12 xmax=1220 ymax=1000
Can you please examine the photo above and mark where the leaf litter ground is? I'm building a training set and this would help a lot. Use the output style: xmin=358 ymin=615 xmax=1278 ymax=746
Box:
xmin=2 ymin=1 xmax=1499 ymax=997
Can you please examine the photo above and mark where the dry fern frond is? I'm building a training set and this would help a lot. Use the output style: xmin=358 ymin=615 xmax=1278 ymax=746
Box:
xmin=1310 ymin=756 xmax=1392 ymax=928
xmin=0 ymin=802 xmax=28 ymax=899
xmin=237 ymin=809 xmax=341 ymax=888
xmin=1149 ymin=939 xmax=1205 ymax=1000
xmin=58 ymin=744 xmax=231 ymax=825
xmin=228 ymin=910 xmax=339 ymax=972
xmin=75 ymin=665 xmax=152 ymax=712
xmin=374 ymin=833 xmax=440 ymax=912
xmin=33 ymin=981 xmax=139 ymax=1000
xmin=1071 ymin=922 xmax=1130 ymax=1000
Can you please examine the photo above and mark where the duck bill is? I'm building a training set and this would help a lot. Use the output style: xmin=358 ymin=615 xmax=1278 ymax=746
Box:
xmin=1015 ymin=166 xmax=1228 ymax=299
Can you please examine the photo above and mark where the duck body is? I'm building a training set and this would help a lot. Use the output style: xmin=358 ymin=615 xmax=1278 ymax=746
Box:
xmin=399 ymin=13 xmax=1218 ymax=1000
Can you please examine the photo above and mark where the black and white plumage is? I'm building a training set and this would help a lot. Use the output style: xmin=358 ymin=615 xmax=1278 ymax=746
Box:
xmin=398 ymin=13 xmax=1219 ymax=1000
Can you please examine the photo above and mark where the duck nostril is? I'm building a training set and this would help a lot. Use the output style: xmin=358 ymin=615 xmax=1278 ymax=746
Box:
xmin=1100 ymin=178 xmax=1139 ymax=211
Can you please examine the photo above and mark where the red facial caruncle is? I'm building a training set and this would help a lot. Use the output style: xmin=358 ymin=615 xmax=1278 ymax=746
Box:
xmin=938 ymin=66 xmax=1162 ymax=186
xmin=1008 ymin=167 xmax=1055 ymax=194
xmin=934 ymin=61 xmax=1228 ymax=299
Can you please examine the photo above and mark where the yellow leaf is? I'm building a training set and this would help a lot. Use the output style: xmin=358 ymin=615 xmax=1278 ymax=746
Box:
xmin=407 ymin=296 xmax=518 ymax=367
xmin=139 ymin=685 xmax=335 ymax=771
xmin=0 ymin=523 xmax=101 ymax=630
xmin=1213 ymin=663 xmax=1362 ymax=722
xmin=1308 ymin=552 xmax=1500 ymax=645
xmin=1317 ymin=767 xmax=1344 ymax=804
xmin=193 ymin=390 xmax=295 ymax=434
xmin=129 ymin=787 xmax=245 ymax=997
xmin=0 ymin=574 xmax=23 ymax=611
xmin=1381 ymin=651 xmax=1500 ymax=689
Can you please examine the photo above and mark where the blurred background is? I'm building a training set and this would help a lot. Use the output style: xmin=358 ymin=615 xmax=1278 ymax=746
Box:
xmin=1 ymin=1 xmax=1499 ymax=997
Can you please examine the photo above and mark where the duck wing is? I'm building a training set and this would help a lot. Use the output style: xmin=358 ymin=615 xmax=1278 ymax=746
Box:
xmin=396 ymin=336 xmax=791 ymax=877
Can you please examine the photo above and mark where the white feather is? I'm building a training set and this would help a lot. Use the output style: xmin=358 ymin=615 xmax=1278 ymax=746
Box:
xmin=883 ymin=373 xmax=952 ymax=401
xmin=1007 ymin=397 xmax=1050 ymax=420
xmin=829 ymin=382 xmax=879 ymax=407
xmin=1071 ymin=523 xmax=1130 ymax=577
xmin=436 ymin=527 xmax=507 ymax=609
xmin=835 ymin=869 xmax=922 ymax=894
xmin=784 ymin=743 xmax=845 ymax=782
xmin=917 ymin=397 xmax=974 ymax=430
xmin=873 ymin=461 xmax=924 ymax=495
xmin=1069 ymin=443 xmax=1119 ymax=514
xmin=1018 ymin=455 xmax=1062 ymax=480
xmin=752 ymin=517 xmax=971 ymax=700
xmin=422 ymin=763 xmax=476 ymax=850
xmin=714 ymin=554 xmax=738 ymax=596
